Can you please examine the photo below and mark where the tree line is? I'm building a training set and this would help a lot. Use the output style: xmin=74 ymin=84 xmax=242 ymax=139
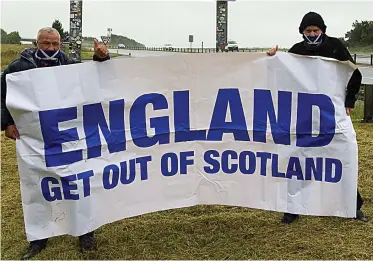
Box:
xmin=1 ymin=19 xmax=372 ymax=50
xmin=1 ymin=19 xmax=144 ymax=48
xmin=339 ymin=20 xmax=373 ymax=48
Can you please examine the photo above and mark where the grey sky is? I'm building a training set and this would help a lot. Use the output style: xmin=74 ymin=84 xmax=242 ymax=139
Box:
xmin=1 ymin=0 xmax=373 ymax=48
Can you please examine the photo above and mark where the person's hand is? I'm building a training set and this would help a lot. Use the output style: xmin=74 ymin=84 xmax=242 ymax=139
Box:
xmin=5 ymin=125 xmax=20 ymax=140
xmin=266 ymin=45 xmax=278 ymax=56
xmin=346 ymin=107 xmax=353 ymax=116
xmin=93 ymin=39 xmax=109 ymax=59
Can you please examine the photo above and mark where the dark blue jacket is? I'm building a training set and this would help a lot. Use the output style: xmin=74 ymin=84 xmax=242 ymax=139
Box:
xmin=1 ymin=48 xmax=109 ymax=130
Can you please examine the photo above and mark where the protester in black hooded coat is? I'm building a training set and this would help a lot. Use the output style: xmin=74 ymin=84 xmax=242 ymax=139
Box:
xmin=289 ymin=12 xmax=362 ymax=109
xmin=267 ymin=12 xmax=368 ymax=224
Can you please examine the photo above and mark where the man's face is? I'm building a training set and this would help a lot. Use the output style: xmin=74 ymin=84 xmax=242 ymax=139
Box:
xmin=303 ymin=26 xmax=322 ymax=37
xmin=37 ymin=31 xmax=60 ymax=51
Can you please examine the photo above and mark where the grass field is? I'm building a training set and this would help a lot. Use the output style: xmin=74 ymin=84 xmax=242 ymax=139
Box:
xmin=349 ymin=45 xmax=373 ymax=55
xmin=1 ymin=44 xmax=121 ymax=71
xmin=1 ymin=103 xmax=372 ymax=260
xmin=1 ymin=43 xmax=372 ymax=260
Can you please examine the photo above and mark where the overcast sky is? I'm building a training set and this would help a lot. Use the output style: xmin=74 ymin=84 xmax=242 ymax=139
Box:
xmin=1 ymin=0 xmax=372 ymax=48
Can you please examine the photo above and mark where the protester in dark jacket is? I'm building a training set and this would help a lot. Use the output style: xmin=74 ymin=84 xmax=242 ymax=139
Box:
xmin=267 ymin=12 xmax=368 ymax=224
xmin=1 ymin=27 xmax=110 ymax=260
xmin=1 ymin=30 xmax=109 ymax=133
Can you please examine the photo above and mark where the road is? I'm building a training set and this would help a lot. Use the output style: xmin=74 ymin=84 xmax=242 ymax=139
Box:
xmin=355 ymin=55 xmax=372 ymax=65
xmin=359 ymin=66 xmax=373 ymax=85
xmin=109 ymin=49 xmax=373 ymax=85
xmin=109 ymin=49 xmax=185 ymax=57
xmin=111 ymin=48 xmax=371 ymax=64
xmin=2 ymin=49 xmax=372 ymax=81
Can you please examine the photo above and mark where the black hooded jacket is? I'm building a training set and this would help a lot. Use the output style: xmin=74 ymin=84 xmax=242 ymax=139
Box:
xmin=1 ymin=48 xmax=109 ymax=130
xmin=288 ymin=35 xmax=362 ymax=108
xmin=290 ymin=26 xmax=361 ymax=109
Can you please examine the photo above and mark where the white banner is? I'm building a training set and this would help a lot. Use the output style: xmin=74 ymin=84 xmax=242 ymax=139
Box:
xmin=6 ymin=52 xmax=358 ymax=241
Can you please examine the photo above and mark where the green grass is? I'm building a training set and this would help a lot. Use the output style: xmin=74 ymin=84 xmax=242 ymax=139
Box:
xmin=349 ymin=45 xmax=373 ymax=55
xmin=0 ymin=44 xmax=372 ymax=259
xmin=1 ymin=101 xmax=372 ymax=260
xmin=1 ymin=44 xmax=34 ymax=71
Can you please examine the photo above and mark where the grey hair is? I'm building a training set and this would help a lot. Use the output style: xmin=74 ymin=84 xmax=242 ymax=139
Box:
xmin=36 ymin=27 xmax=60 ymax=41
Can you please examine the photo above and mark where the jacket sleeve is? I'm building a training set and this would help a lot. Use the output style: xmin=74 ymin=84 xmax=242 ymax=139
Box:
xmin=1 ymin=66 xmax=15 ymax=130
xmin=345 ymin=69 xmax=362 ymax=108
xmin=287 ymin=45 xmax=296 ymax=54
xmin=337 ymin=40 xmax=362 ymax=108
xmin=287 ymin=43 xmax=302 ymax=55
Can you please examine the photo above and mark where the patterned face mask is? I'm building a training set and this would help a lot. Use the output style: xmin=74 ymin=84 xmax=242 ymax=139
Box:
xmin=303 ymin=34 xmax=324 ymax=46
xmin=35 ymin=49 xmax=61 ymax=61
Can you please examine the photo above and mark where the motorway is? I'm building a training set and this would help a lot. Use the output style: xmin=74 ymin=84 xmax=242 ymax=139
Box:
xmin=355 ymin=55 xmax=372 ymax=65
xmin=109 ymin=49 xmax=186 ymax=57
xmin=360 ymin=66 xmax=373 ymax=85
xmin=110 ymin=48 xmax=372 ymax=64
xmin=2 ymin=49 xmax=370 ymax=84
xmin=110 ymin=49 xmax=373 ymax=85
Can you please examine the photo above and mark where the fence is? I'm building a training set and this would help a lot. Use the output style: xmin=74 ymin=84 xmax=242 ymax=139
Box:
xmin=109 ymin=46 xmax=373 ymax=65
xmin=352 ymin=54 xmax=373 ymax=65
xmin=108 ymin=46 xmax=272 ymax=54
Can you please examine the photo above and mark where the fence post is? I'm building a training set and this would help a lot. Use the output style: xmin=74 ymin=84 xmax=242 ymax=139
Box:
xmin=354 ymin=54 xmax=357 ymax=63
xmin=361 ymin=84 xmax=373 ymax=123
xmin=371 ymin=54 xmax=373 ymax=65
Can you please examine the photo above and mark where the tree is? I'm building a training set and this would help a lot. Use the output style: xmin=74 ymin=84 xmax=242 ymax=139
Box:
xmin=62 ymin=31 xmax=69 ymax=42
xmin=345 ymin=20 xmax=373 ymax=47
xmin=1 ymin=28 xmax=8 ymax=43
xmin=82 ymin=34 xmax=145 ymax=48
xmin=6 ymin=31 xmax=21 ymax=44
xmin=105 ymin=34 xmax=145 ymax=48
xmin=52 ymin=19 xmax=65 ymax=39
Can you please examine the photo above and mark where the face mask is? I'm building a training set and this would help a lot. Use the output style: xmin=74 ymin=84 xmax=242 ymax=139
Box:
xmin=303 ymin=34 xmax=324 ymax=46
xmin=35 ymin=49 xmax=61 ymax=61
